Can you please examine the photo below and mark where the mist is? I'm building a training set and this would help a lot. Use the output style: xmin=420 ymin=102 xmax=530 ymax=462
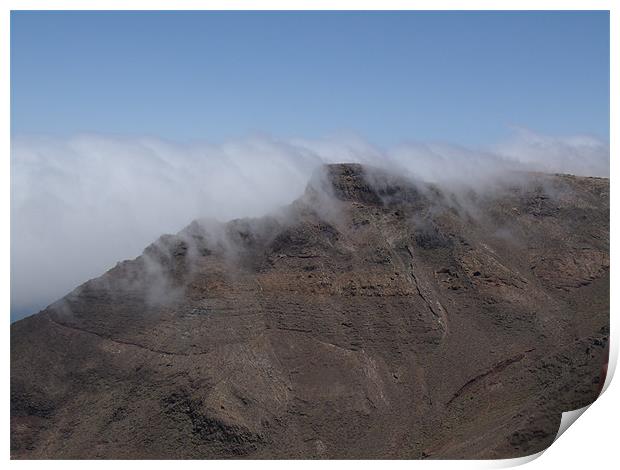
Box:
xmin=10 ymin=129 xmax=609 ymax=321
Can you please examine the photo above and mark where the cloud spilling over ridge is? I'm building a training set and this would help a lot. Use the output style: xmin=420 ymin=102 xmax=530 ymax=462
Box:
xmin=10 ymin=130 xmax=609 ymax=319
xmin=493 ymin=128 xmax=610 ymax=178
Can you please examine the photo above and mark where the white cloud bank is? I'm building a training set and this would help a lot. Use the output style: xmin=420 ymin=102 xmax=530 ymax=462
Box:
xmin=10 ymin=130 xmax=609 ymax=320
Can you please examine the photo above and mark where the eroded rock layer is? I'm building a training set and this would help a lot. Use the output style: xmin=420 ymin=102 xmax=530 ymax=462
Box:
xmin=11 ymin=164 xmax=609 ymax=459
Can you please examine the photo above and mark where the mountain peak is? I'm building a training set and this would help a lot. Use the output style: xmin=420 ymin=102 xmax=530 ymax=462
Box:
xmin=305 ymin=162 xmax=379 ymax=204
xmin=11 ymin=168 xmax=609 ymax=459
xmin=306 ymin=162 xmax=422 ymax=207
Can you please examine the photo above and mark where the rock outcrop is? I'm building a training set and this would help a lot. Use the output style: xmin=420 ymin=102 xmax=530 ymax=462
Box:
xmin=11 ymin=163 xmax=609 ymax=459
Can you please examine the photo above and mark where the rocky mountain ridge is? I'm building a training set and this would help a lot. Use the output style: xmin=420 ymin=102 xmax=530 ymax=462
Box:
xmin=11 ymin=163 xmax=609 ymax=459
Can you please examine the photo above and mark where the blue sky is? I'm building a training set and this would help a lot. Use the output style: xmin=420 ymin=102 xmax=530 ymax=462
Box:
xmin=11 ymin=10 xmax=610 ymax=147
xmin=10 ymin=10 xmax=611 ymax=322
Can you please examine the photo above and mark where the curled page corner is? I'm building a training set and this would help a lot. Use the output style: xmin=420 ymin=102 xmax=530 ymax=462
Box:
xmin=488 ymin=401 xmax=596 ymax=468
xmin=554 ymin=405 xmax=590 ymax=442
xmin=599 ymin=348 xmax=614 ymax=395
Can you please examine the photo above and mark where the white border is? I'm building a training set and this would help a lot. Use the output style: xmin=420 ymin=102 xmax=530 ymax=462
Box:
xmin=0 ymin=1 xmax=617 ymax=11
xmin=0 ymin=0 xmax=615 ymax=13
xmin=3 ymin=2 xmax=617 ymax=468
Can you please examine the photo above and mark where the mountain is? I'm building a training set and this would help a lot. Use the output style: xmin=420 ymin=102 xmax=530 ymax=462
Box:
xmin=11 ymin=163 xmax=609 ymax=459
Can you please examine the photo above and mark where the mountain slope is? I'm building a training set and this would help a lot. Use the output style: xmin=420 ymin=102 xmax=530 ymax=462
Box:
xmin=11 ymin=163 xmax=609 ymax=459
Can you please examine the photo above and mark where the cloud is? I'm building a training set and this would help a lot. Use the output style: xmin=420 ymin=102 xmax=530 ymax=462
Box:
xmin=10 ymin=130 xmax=609 ymax=320
xmin=493 ymin=128 xmax=609 ymax=178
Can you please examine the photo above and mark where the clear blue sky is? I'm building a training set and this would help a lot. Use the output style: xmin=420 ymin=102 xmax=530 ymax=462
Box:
xmin=11 ymin=10 xmax=610 ymax=146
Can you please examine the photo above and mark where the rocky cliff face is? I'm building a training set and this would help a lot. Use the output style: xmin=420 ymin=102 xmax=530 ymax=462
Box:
xmin=11 ymin=163 xmax=609 ymax=459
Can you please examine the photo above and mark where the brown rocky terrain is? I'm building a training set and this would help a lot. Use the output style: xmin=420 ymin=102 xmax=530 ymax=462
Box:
xmin=11 ymin=163 xmax=609 ymax=459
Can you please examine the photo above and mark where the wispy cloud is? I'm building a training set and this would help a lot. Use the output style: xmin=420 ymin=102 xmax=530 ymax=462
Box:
xmin=10 ymin=130 xmax=609 ymax=319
